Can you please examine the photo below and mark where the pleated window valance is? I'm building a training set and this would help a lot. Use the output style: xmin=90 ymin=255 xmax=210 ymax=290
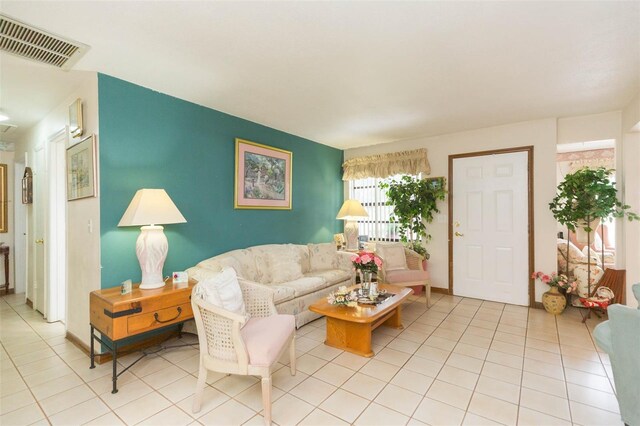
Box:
xmin=342 ymin=148 xmax=431 ymax=181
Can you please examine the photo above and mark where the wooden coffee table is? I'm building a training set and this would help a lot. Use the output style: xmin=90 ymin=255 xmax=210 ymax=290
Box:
xmin=309 ymin=284 xmax=412 ymax=357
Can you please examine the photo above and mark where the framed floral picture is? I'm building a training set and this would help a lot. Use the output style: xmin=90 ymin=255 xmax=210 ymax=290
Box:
xmin=235 ymin=138 xmax=292 ymax=210
xmin=67 ymin=134 xmax=96 ymax=201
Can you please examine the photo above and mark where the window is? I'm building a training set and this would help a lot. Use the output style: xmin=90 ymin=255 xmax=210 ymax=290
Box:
xmin=348 ymin=175 xmax=403 ymax=242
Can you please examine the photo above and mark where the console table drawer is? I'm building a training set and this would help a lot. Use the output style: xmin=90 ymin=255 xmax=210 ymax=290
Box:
xmin=127 ymin=302 xmax=193 ymax=335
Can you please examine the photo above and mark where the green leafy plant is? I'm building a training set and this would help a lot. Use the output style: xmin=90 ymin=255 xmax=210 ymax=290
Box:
xmin=549 ymin=167 xmax=639 ymax=232
xmin=381 ymin=176 xmax=447 ymax=259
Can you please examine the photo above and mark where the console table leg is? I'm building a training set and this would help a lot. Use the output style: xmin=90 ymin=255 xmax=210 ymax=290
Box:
xmin=111 ymin=341 xmax=119 ymax=394
xmin=89 ymin=325 xmax=95 ymax=369
xmin=178 ymin=322 xmax=184 ymax=339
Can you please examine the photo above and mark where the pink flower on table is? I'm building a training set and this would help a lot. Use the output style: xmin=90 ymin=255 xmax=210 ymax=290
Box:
xmin=374 ymin=257 xmax=382 ymax=267
xmin=541 ymin=275 xmax=550 ymax=283
xmin=361 ymin=254 xmax=372 ymax=264
xmin=351 ymin=255 xmax=361 ymax=264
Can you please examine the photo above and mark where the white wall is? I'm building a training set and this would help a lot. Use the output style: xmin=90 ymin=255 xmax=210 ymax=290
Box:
xmin=344 ymin=118 xmax=558 ymax=303
xmin=622 ymin=92 xmax=640 ymax=307
xmin=0 ymin=151 xmax=15 ymax=292
xmin=557 ymin=111 xmax=622 ymax=145
xmin=14 ymin=73 xmax=100 ymax=345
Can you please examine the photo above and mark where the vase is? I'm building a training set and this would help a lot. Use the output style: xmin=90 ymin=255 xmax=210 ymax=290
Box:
xmin=360 ymin=271 xmax=372 ymax=296
xmin=542 ymin=286 xmax=567 ymax=315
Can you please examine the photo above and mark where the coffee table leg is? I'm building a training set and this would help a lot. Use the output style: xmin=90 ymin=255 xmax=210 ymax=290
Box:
xmin=383 ymin=306 xmax=403 ymax=328
xmin=325 ymin=317 xmax=374 ymax=357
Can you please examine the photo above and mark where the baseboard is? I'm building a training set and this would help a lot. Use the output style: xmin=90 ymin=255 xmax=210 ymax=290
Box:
xmin=431 ymin=287 xmax=450 ymax=295
xmin=0 ymin=287 xmax=15 ymax=296
xmin=533 ymin=301 xmax=544 ymax=310
xmin=66 ymin=330 xmax=91 ymax=356
xmin=26 ymin=298 xmax=33 ymax=308
xmin=84 ymin=329 xmax=182 ymax=365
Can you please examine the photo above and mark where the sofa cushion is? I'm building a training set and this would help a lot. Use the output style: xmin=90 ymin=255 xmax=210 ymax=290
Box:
xmin=268 ymin=251 xmax=303 ymax=284
xmin=193 ymin=267 xmax=246 ymax=316
xmin=250 ymin=244 xmax=297 ymax=284
xmin=376 ymin=243 xmax=407 ymax=271
xmin=278 ymin=276 xmax=326 ymax=298
xmin=308 ymin=243 xmax=336 ymax=271
xmin=384 ymin=269 xmax=430 ymax=285
xmin=270 ymin=285 xmax=296 ymax=304
xmin=305 ymin=269 xmax=352 ymax=286
xmin=241 ymin=315 xmax=294 ymax=367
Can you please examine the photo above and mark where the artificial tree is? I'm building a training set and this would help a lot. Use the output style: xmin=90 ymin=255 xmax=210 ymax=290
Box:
xmin=549 ymin=167 xmax=639 ymax=297
xmin=381 ymin=176 xmax=446 ymax=259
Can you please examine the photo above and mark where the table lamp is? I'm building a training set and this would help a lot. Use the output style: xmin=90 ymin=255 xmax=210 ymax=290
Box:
xmin=118 ymin=189 xmax=186 ymax=289
xmin=336 ymin=199 xmax=368 ymax=250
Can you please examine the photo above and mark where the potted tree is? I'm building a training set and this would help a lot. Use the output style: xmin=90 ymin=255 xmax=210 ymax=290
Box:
xmin=549 ymin=167 xmax=639 ymax=296
xmin=381 ymin=176 xmax=447 ymax=261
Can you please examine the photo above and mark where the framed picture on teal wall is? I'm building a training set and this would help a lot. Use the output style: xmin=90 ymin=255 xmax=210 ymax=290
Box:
xmin=235 ymin=138 xmax=292 ymax=210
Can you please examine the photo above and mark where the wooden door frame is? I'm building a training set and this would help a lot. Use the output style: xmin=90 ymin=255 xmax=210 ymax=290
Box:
xmin=448 ymin=146 xmax=535 ymax=307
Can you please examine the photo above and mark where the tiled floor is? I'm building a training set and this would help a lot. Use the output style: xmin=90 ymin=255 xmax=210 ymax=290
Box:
xmin=0 ymin=291 xmax=623 ymax=426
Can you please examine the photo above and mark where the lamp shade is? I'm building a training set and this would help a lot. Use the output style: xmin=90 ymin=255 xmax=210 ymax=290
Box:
xmin=118 ymin=189 xmax=186 ymax=227
xmin=336 ymin=199 xmax=368 ymax=220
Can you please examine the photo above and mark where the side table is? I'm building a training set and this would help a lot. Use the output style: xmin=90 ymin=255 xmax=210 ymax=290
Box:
xmin=89 ymin=278 xmax=196 ymax=393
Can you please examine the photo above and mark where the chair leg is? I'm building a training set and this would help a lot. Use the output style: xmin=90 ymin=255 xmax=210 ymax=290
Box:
xmin=289 ymin=335 xmax=296 ymax=376
xmin=261 ymin=376 xmax=272 ymax=425
xmin=192 ymin=362 xmax=207 ymax=413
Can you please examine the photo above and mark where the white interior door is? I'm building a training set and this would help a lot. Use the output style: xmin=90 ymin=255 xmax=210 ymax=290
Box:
xmin=34 ymin=147 xmax=46 ymax=314
xmin=452 ymin=151 xmax=529 ymax=305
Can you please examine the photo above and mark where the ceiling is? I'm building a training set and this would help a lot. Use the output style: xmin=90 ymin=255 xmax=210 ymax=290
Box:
xmin=1 ymin=1 xmax=638 ymax=149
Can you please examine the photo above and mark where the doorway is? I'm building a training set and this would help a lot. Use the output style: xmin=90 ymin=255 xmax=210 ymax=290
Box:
xmin=25 ymin=129 xmax=68 ymax=322
xmin=448 ymin=147 xmax=534 ymax=306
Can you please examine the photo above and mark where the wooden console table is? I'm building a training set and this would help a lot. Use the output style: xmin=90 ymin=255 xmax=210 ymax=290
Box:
xmin=89 ymin=278 xmax=196 ymax=393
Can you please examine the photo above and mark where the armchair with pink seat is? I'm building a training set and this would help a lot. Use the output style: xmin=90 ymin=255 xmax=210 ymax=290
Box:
xmin=190 ymin=268 xmax=296 ymax=425
xmin=375 ymin=242 xmax=431 ymax=306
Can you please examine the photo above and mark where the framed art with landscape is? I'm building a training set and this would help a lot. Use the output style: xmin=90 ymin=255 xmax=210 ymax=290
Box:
xmin=235 ymin=138 xmax=292 ymax=210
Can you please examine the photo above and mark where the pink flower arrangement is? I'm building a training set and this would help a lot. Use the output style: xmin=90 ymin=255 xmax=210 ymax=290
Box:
xmin=532 ymin=271 xmax=578 ymax=293
xmin=351 ymin=251 xmax=382 ymax=273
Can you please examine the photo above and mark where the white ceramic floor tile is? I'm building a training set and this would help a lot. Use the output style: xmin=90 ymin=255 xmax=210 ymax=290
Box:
xmin=413 ymin=396 xmax=466 ymax=426
xmin=234 ymin=381 xmax=285 ymax=412
xmin=569 ymin=400 xmax=624 ymax=426
xmin=426 ymin=380 xmax=473 ymax=410
xmin=517 ymin=407 xmax=572 ymax=426
xmin=198 ymin=398 xmax=255 ymax=425
xmin=114 ymin=391 xmax=172 ymax=425
xmin=290 ymin=376 xmax=336 ymax=406
xmin=319 ymin=389 xmax=370 ymax=424
xmin=270 ymin=393 xmax=314 ymax=425
xmin=137 ymin=405 xmax=194 ymax=426
xmin=49 ymin=397 xmax=109 ymax=426
xmin=374 ymin=384 xmax=422 ymax=415
xmin=298 ymin=408 xmax=349 ymax=426
xmin=390 ymin=368 xmax=435 ymax=395
xmin=467 ymin=392 xmax=518 ymax=425
xmin=355 ymin=402 xmax=410 ymax=426
xmin=312 ymin=362 xmax=355 ymax=387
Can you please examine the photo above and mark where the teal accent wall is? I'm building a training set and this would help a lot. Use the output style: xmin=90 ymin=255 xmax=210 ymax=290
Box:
xmin=98 ymin=74 xmax=344 ymax=288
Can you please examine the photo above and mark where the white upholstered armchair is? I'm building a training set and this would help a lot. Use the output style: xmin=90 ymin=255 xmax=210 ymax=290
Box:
xmin=191 ymin=274 xmax=296 ymax=425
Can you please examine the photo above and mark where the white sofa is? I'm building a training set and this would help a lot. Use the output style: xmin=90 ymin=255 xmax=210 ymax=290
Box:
xmin=186 ymin=243 xmax=355 ymax=328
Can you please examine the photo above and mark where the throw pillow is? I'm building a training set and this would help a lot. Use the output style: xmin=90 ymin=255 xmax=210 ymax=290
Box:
xmin=269 ymin=251 xmax=303 ymax=284
xmin=194 ymin=266 xmax=246 ymax=316
xmin=377 ymin=243 xmax=407 ymax=271
xmin=308 ymin=242 xmax=336 ymax=271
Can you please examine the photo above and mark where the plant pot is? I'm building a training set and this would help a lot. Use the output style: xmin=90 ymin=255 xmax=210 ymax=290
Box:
xmin=575 ymin=218 xmax=601 ymax=244
xmin=542 ymin=286 xmax=567 ymax=315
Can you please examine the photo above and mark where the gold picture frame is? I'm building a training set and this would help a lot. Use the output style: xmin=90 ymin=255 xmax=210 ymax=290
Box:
xmin=0 ymin=164 xmax=7 ymax=233
xmin=69 ymin=98 xmax=83 ymax=138
xmin=234 ymin=138 xmax=292 ymax=210
xmin=67 ymin=134 xmax=97 ymax=201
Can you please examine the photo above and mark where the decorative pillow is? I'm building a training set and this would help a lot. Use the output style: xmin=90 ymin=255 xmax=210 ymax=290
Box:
xmin=194 ymin=267 xmax=246 ymax=316
xmin=268 ymin=251 xmax=303 ymax=284
xmin=581 ymin=246 xmax=601 ymax=265
xmin=376 ymin=243 xmax=407 ymax=271
xmin=308 ymin=243 xmax=336 ymax=271
xmin=557 ymin=239 xmax=589 ymax=273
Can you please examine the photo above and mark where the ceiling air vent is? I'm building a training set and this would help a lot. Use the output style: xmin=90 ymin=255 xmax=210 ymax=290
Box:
xmin=0 ymin=123 xmax=17 ymax=134
xmin=0 ymin=14 xmax=89 ymax=70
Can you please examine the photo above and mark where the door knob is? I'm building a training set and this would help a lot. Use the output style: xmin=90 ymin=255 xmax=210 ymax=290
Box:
xmin=454 ymin=231 xmax=464 ymax=237
xmin=35 ymin=239 xmax=44 ymax=244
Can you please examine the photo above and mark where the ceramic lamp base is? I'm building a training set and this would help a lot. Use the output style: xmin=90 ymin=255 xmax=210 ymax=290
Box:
xmin=136 ymin=225 xmax=168 ymax=290
xmin=344 ymin=220 xmax=359 ymax=251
